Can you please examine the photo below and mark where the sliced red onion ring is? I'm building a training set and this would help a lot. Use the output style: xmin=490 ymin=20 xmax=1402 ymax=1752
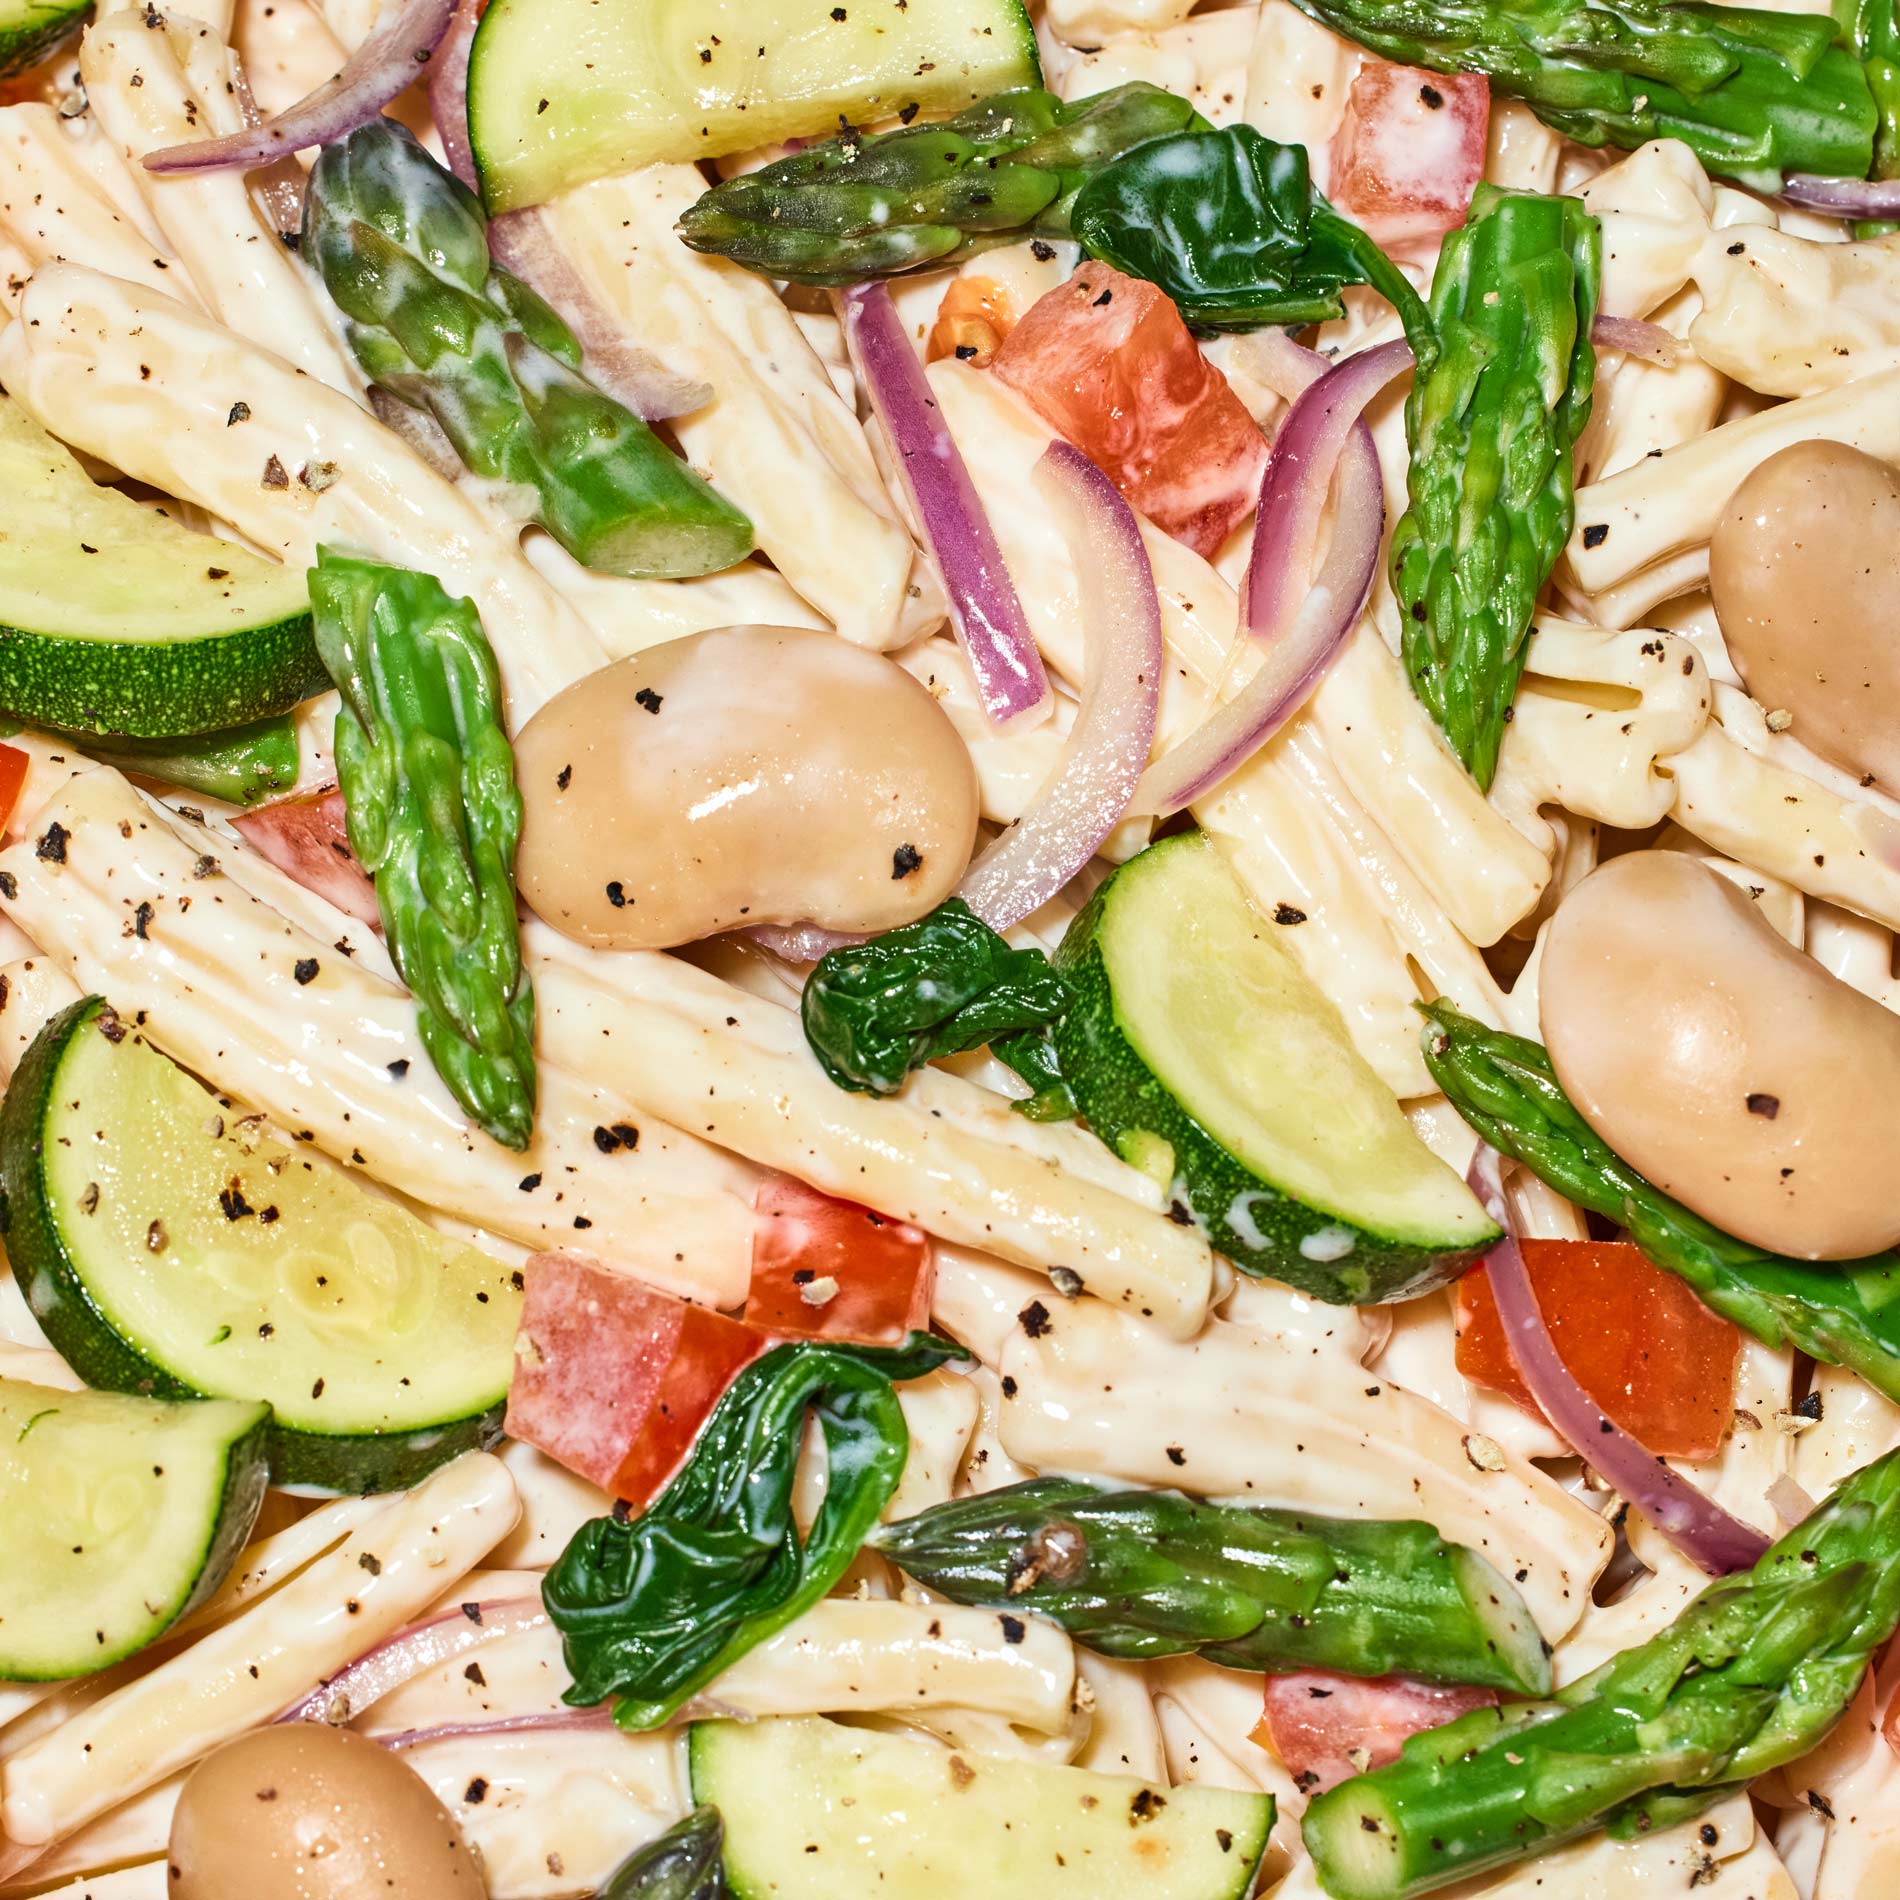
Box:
xmin=1591 ymin=313 xmax=1678 ymax=367
xmin=748 ymin=921 xmax=862 ymax=964
xmin=381 ymin=1708 xmax=617 ymax=1750
xmin=957 ymin=441 xmax=1162 ymax=933
xmin=842 ymin=282 xmax=1051 ymax=729
xmin=1133 ymin=338 xmax=1410 ymax=818
xmin=488 ymin=208 xmax=714 ymax=422
xmin=1781 ymin=173 xmax=1900 ymax=219
xmin=144 ymin=0 xmax=455 ymax=174
xmin=229 ymin=63 xmax=307 ymax=236
xmin=277 ymin=1595 xmax=544 ymax=1724
xmin=1465 ymin=1147 xmax=1770 ymax=1578
xmin=427 ymin=0 xmax=482 ymax=191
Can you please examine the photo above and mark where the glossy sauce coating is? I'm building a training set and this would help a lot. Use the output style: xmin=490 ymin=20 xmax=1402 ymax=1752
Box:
xmin=167 ymin=1723 xmax=484 ymax=1898
xmin=513 ymin=626 xmax=979 ymax=950
xmin=1539 ymin=850 xmax=1900 ymax=1260
xmin=1710 ymin=439 xmax=1900 ymax=789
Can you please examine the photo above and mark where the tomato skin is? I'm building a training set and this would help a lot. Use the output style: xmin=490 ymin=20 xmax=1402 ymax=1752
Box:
xmin=0 ymin=743 xmax=30 ymax=835
xmin=1455 ymin=1238 xmax=1740 ymax=1460
xmin=505 ymin=1251 xmax=767 ymax=1509
xmin=232 ymin=786 xmax=382 ymax=928
xmin=1329 ymin=59 xmax=1489 ymax=259
xmin=991 ymin=260 xmax=1268 ymax=559
xmin=1252 ymin=1669 xmax=1497 ymax=1794
xmin=747 ymin=1176 xmax=934 ymax=1346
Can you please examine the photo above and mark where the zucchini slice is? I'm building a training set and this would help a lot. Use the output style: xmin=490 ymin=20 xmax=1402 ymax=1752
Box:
xmin=0 ymin=0 xmax=87 ymax=78
xmin=0 ymin=998 xmax=523 ymax=1493
xmin=691 ymin=1717 xmax=1272 ymax=1900
xmin=468 ymin=0 xmax=1041 ymax=212
xmin=0 ymin=397 xmax=325 ymax=738
xmin=0 ymin=1376 xmax=269 ymax=1679
xmin=1053 ymin=833 xmax=1499 ymax=1304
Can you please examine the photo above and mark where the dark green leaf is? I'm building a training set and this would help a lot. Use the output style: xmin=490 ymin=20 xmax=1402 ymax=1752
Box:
xmin=1071 ymin=125 xmax=1434 ymax=351
xmin=801 ymin=899 xmax=1073 ymax=1098
xmin=543 ymin=1333 xmax=968 ymax=1731
xmin=598 ymin=1807 xmax=727 ymax=1898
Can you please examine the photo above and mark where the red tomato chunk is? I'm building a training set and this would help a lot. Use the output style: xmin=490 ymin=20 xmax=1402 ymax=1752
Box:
xmin=747 ymin=1175 xmax=934 ymax=1346
xmin=1329 ymin=59 xmax=1489 ymax=258
xmin=1253 ymin=1669 xmax=1497 ymax=1793
xmin=1456 ymin=1239 xmax=1740 ymax=1460
xmin=0 ymin=742 xmax=29 ymax=835
xmin=991 ymin=260 xmax=1268 ymax=559
xmin=505 ymin=1251 xmax=766 ymax=1509
xmin=232 ymin=785 xmax=382 ymax=929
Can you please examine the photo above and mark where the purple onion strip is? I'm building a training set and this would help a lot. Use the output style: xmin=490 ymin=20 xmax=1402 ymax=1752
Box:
xmin=488 ymin=207 xmax=713 ymax=422
xmin=381 ymin=1707 xmax=618 ymax=1751
xmin=956 ymin=441 xmax=1163 ymax=933
xmin=1466 ymin=1148 xmax=1771 ymax=1577
xmin=427 ymin=0 xmax=482 ymax=191
xmin=145 ymin=0 xmax=456 ymax=173
xmin=277 ymin=1595 xmax=545 ymax=1725
xmin=1781 ymin=173 xmax=1900 ymax=218
xmin=1591 ymin=312 xmax=1678 ymax=367
xmin=1133 ymin=338 xmax=1409 ymax=818
xmin=842 ymin=282 xmax=1051 ymax=729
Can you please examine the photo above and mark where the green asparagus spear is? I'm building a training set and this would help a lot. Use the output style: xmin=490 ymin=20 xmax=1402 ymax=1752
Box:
xmin=1289 ymin=0 xmax=1876 ymax=191
xmin=1303 ymin=1445 xmax=1900 ymax=1898
xmin=304 ymin=122 xmax=752 ymax=581
xmin=1420 ymin=1002 xmax=1900 ymax=1399
xmin=1839 ymin=0 xmax=1900 ymax=179
xmin=310 ymin=549 xmax=536 ymax=1152
xmin=1392 ymin=187 xmax=1599 ymax=792
xmin=876 ymin=1477 xmax=1552 ymax=1695
xmin=675 ymin=85 xmax=1208 ymax=286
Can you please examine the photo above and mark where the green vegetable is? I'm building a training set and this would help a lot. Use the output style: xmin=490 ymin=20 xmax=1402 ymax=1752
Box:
xmin=543 ymin=1333 xmax=968 ymax=1732
xmin=1289 ymin=0 xmax=1875 ymax=191
xmin=1302 ymin=1445 xmax=1900 ymax=1898
xmin=1072 ymin=126 xmax=1434 ymax=348
xmin=676 ymin=84 xmax=1207 ymax=286
xmin=1051 ymin=835 xmax=1498 ymax=1304
xmin=692 ymin=1716 xmax=1274 ymax=1900
xmin=1840 ymin=0 xmax=1900 ymax=178
xmin=598 ymin=1807 xmax=727 ymax=1899
xmin=311 ymin=549 xmax=536 ymax=1152
xmin=0 ymin=396 xmax=322 ymax=739
xmin=71 ymin=713 xmax=300 ymax=808
xmin=1421 ymin=1001 xmax=1900 ymax=1400
xmin=304 ymin=122 xmax=753 ymax=580
xmin=0 ymin=0 xmax=88 ymax=80
xmin=0 ymin=1376 xmax=269 ymax=1679
xmin=468 ymin=0 xmax=1042 ymax=214
xmin=801 ymin=899 xmax=1073 ymax=1109
xmin=0 ymin=996 xmax=521 ymax=1492
xmin=877 ymin=1477 xmax=1551 ymax=1695
xmin=1393 ymin=187 xmax=1599 ymax=792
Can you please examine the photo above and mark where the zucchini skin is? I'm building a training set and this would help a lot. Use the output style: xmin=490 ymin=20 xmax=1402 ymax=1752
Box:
xmin=0 ymin=1 xmax=88 ymax=81
xmin=0 ymin=997 xmax=505 ymax=1494
xmin=1052 ymin=878 xmax=1488 ymax=1305
xmin=0 ymin=613 xmax=326 ymax=741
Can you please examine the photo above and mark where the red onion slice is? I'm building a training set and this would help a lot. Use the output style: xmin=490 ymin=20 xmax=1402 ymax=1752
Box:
xmin=229 ymin=63 xmax=308 ymax=236
xmin=381 ymin=1708 xmax=617 ymax=1750
xmin=1781 ymin=173 xmax=1900 ymax=218
xmin=1133 ymin=338 xmax=1409 ymax=818
xmin=1591 ymin=313 xmax=1678 ymax=367
xmin=427 ymin=0 xmax=482 ymax=191
xmin=1466 ymin=1148 xmax=1771 ymax=1577
xmin=144 ymin=0 xmax=456 ymax=173
xmin=488 ymin=208 xmax=714 ymax=422
xmin=278 ymin=1595 xmax=544 ymax=1724
xmin=957 ymin=441 xmax=1162 ymax=933
xmin=842 ymin=282 xmax=1051 ymax=729
xmin=748 ymin=921 xmax=862 ymax=964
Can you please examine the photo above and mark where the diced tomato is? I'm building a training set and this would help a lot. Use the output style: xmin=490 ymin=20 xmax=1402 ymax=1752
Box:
xmin=231 ymin=787 xmax=382 ymax=929
xmin=505 ymin=1251 xmax=767 ymax=1509
xmin=1253 ymin=1670 xmax=1497 ymax=1794
xmin=1455 ymin=1239 xmax=1740 ymax=1460
xmin=0 ymin=743 xmax=31 ymax=836
xmin=991 ymin=261 xmax=1268 ymax=559
xmin=926 ymin=276 xmax=1019 ymax=368
xmin=1329 ymin=60 xmax=1489 ymax=259
xmin=747 ymin=1175 xmax=934 ymax=1346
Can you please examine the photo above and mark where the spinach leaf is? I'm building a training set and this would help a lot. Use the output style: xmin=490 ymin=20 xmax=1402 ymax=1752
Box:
xmin=801 ymin=898 xmax=1073 ymax=1100
xmin=1071 ymin=125 xmax=1435 ymax=352
xmin=544 ymin=1333 xmax=968 ymax=1731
